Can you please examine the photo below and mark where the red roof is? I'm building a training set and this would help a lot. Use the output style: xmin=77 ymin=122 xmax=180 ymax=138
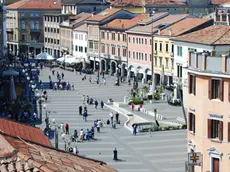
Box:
xmin=7 ymin=0 xmax=61 ymax=10
xmin=0 ymin=134 xmax=117 ymax=172
xmin=0 ymin=118 xmax=52 ymax=147
xmin=211 ymin=0 xmax=230 ymax=5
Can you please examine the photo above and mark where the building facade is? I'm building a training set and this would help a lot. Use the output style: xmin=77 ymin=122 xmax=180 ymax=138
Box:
xmin=214 ymin=3 xmax=230 ymax=26
xmin=59 ymin=13 xmax=91 ymax=56
xmin=99 ymin=14 xmax=148 ymax=76
xmin=44 ymin=14 xmax=71 ymax=58
xmin=6 ymin=0 xmax=61 ymax=57
xmin=185 ymin=52 xmax=230 ymax=172
xmin=0 ymin=2 xmax=6 ymax=60
xmin=72 ymin=23 xmax=88 ymax=68
xmin=85 ymin=8 xmax=135 ymax=71
xmin=61 ymin=0 xmax=110 ymax=15
xmin=172 ymin=26 xmax=230 ymax=107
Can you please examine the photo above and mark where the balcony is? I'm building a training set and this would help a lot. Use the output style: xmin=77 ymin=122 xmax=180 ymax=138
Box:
xmin=30 ymin=29 xmax=40 ymax=33
xmin=173 ymin=76 xmax=182 ymax=84
xmin=6 ymin=28 xmax=13 ymax=32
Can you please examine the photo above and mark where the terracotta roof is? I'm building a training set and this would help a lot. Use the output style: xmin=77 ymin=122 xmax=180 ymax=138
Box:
xmin=173 ymin=25 xmax=230 ymax=45
xmin=7 ymin=0 xmax=61 ymax=10
xmin=0 ymin=118 xmax=52 ymax=147
xmin=0 ymin=134 xmax=117 ymax=172
xmin=110 ymin=0 xmax=186 ymax=6
xmin=128 ymin=14 xmax=189 ymax=34
xmin=211 ymin=0 xmax=230 ymax=5
xmin=86 ymin=8 xmax=122 ymax=22
xmin=145 ymin=0 xmax=186 ymax=6
xmin=160 ymin=18 xmax=213 ymax=36
xmin=73 ymin=23 xmax=88 ymax=32
xmin=110 ymin=0 xmax=143 ymax=6
xmin=102 ymin=13 xmax=149 ymax=29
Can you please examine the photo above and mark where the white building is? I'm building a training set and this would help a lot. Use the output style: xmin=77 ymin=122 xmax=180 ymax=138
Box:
xmin=72 ymin=23 xmax=88 ymax=68
xmin=171 ymin=25 xmax=230 ymax=107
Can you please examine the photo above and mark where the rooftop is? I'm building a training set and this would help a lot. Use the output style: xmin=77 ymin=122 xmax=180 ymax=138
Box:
xmin=0 ymin=118 xmax=52 ymax=147
xmin=86 ymin=8 xmax=122 ymax=22
xmin=160 ymin=18 xmax=213 ymax=37
xmin=127 ymin=14 xmax=189 ymax=34
xmin=211 ymin=0 xmax=230 ymax=5
xmin=73 ymin=23 xmax=87 ymax=32
xmin=62 ymin=0 xmax=110 ymax=5
xmin=145 ymin=0 xmax=186 ymax=6
xmin=172 ymin=25 xmax=230 ymax=45
xmin=0 ymin=133 xmax=116 ymax=172
xmin=102 ymin=13 xmax=149 ymax=29
xmin=7 ymin=0 xmax=61 ymax=10
xmin=60 ymin=12 xmax=91 ymax=27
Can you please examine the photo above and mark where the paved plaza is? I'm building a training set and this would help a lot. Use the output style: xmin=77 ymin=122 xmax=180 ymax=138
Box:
xmin=38 ymin=67 xmax=187 ymax=172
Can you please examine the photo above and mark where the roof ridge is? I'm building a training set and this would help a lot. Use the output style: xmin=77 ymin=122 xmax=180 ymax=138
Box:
xmin=17 ymin=0 xmax=30 ymax=9
xmin=212 ymin=26 xmax=230 ymax=45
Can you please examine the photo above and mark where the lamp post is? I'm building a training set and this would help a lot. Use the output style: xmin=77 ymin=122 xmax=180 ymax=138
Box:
xmin=52 ymin=118 xmax=59 ymax=149
xmin=96 ymin=63 xmax=99 ymax=84
xmin=116 ymin=64 xmax=121 ymax=86
xmin=64 ymin=52 xmax=66 ymax=70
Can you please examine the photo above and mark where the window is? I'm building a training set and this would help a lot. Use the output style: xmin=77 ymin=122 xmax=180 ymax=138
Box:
xmin=209 ymin=79 xmax=223 ymax=100
xmin=57 ymin=40 xmax=59 ymax=44
xmin=35 ymin=21 xmax=39 ymax=29
xmin=133 ymin=37 xmax=135 ymax=43
xmin=118 ymin=48 xmax=120 ymax=56
xmin=154 ymin=57 xmax=157 ymax=66
xmin=166 ymin=43 xmax=169 ymax=52
xmin=102 ymin=44 xmax=105 ymax=53
xmin=133 ymin=52 xmax=135 ymax=59
xmin=51 ymin=28 xmax=53 ymax=32
xmin=30 ymin=13 xmax=34 ymax=17
xmin=118 ymin=34 xmax=120 ymax=41
xmin=107 ymin=32 xmax=109 ymax=39
xmin=145 ymin=39 xmax=147 ymax=44
xmin=166 ymin=58 xmax=169 ymax=68
xmin=112 ymin=33 xmax=115 ymax=40
xmin=101 ymin=31 xmax=105 ymax=39
xmin=48 ymin=28 xmax=50 ymax=32
xmin=159 ymin=57 xmax=162 ymax=67
xmin=85 ymin=47 xmax=87 ymax=53
xmin=57 ymin=29 xmax=59 ymax=33
xmin=21 ymin=13 xmax=25 ymax=17
xmin=139 ymin=52 xmax=141 ymax=60
xmin=35 ymin=13 xmax=39 ymax=17
xmin=188 ymin=74 xmax=196 ymax=95
xmin=75 ymin=33 xmax=78 ymax=39
xmin=123 ymin=48 xmax=127 ymax=57
xmin=150 ymin=39 xmax=152 ymax=45
xmin=188 ymin=113 xmax=195 ymax=133
xmin=21 ymin=21 xmax=25 ymax=29
xmin=45 ymin=27 xmax=47 ymax=32
xmin=94 ymin=42 xmax=98 ymax=50
xmin=177 ymin=65 xmax=182 ymax=77
xmin=89 ymin=41 xmax=93 ymax=49
xmin=123 ymin=34 xmax=126 ymax=42
xmin=154 ymin=42 xmax=157 ymax=51
xmin=136 ymin=52 xmax=138 ymax=59
xmin=75 ymin=45 xmax=78 ymax=52
xmin=171 ymin=44 xmax=174 ymax=53
xmin=141 ymin=38 xmax=143 ymax=44
xmin=141 ymin=53 xmax=143 ymax=60
xmin=112 ymin=47 xmax=115 ymax=55
xmin=129 ymin=37 xmax=131 ymax=43
xmin=171 ymin=59 xmax=174 ymax=69
xmin=129 ymin=51 xmax=131 ymax=58
xmin=145 ymin=53 xmax=147 ymax=61
xmin=21 ymin=33 xmax=25 ymax=41
xmin=208 ymin=119 xmax=223 ymax=140
xmin=160 ymin=42 xmax=162 ymax=51
xmin=30 ymin=21 xmax=34 ymax=29
xmin=177 ymin=46 xmax=182 ymax=56
xmin=51 ymin=39 xmax=53 ymax=43
xmin=45 ymin=38 xmax=47 ymax=42
xmin=150 ymin=54 xmax=152 ymax=62
xmin=79 ymin=46 xmax=83 ymax=52
xmin=136 ymin=38 xmax=138 ymax=44
xmin=212 ymin=158 xmax=220 ymax=172
xmin=139 ymin=38 xmax=141 ymax=44
xmin=48 ymin=38 xmax=50 ymax=43
xmin=54 ymin=28 xmax=56 ymax=33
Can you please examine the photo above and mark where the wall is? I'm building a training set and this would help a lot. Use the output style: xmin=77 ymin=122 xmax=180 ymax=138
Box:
xmin=60 ymin=27 xmax=72 ymax=54
xmin=186 ymin=73 xmax=230 ymax=172
xmin=72 ymin=30 xmax=88 ymax=59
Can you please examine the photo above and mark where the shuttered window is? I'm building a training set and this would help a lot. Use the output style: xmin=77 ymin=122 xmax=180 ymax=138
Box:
xmin=207 ymin=119 xmax=223 ymax=141
xmin=208 ymin=79 xmax=223 ymax=101
xmin=188 ymin=113 xmax=195 ymax=133
xmin=228 ymin=122 xmax=230 ymax=142
xmin=188 ymin=73 xmax=196 ymax=95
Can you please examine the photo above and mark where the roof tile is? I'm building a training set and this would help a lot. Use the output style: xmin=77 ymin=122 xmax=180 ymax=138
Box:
xmin=211 ymin=0 xmax=230 ymax=5
xmin=173 ymin=25 xmax=230 ymax=45
xmin=7 ymin=0 xmax=61 ymax=9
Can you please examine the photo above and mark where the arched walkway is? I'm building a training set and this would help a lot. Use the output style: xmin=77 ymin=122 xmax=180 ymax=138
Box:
xmin=101 ymin=59 xmax=106 ymax=71
xmin=145 ymin=68 xmax=152 ymax=82
xmin=110 ymin=61 xmax=117 ymax=75
xmin=121 ymin=63 xmax=127 ymax=76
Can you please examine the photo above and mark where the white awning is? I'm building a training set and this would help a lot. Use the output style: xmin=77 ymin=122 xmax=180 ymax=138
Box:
xmin=147 ymin=70 xmax=152 ymax=75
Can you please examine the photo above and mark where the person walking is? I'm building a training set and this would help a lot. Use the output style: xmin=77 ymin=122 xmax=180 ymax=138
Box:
xmin=100 ymin=101 xmax=104 ymax=109
xmin=85 ymin=129 xmax=89 ymax=141
xmin=83 ymin=111 xmax=87 ymax=122
xmin=61 ymin=72 xmax=64 ymax=80
xmin=65 ymin=123 xmax=69 ymax=134
xmin=74 ymin=129 xmax=78 ymax=142
xmin=97 ymin=120 xmax=101 ymax=132
xmin=86 ymin=95 xmax=89 ymax=104
xmin=82 ymin=95 xmax=85 ymax=104
xmin=60 ymin=122 xmax=64 ymax=134
xmin=94 ymin=100 xmax=98 ymax=109
xmin=132 ymin=124 xmax=137 ymax=136
xmin=49 ymin=75 xmax=51 ymax=81
xmin=131 ymin=102 xmax=135 ymax=111
xmin=113 ymin=148 xmax=118 ymax=161
xmin=115 ymin=113 xmax=119 ymax=124
xmin=109 ymin=112 xmax=114 ymax=124
xmin=79 ymin=106 xmax=82 ymax=115
xmin=80 ymin=129 xmax=84 ymax=141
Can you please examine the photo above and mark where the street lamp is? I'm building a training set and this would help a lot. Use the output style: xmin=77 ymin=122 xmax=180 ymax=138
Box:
xmin=96 ymin=63 xmax=99 ymax=84
xmin=116 ymin=64 xmax=121 ymax=86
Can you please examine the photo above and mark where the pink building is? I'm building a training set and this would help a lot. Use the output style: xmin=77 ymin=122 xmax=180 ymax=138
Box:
xmin=100 ymin=14 xmax=148 ymax=76
xmin=185 ymin=50 xmax=230 ymax=172
xmin=126 ymin=12 xmax=189 ymax=83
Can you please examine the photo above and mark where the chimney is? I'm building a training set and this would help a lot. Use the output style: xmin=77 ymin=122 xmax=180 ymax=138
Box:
xmin=158 ymin=29 xmax=161 ymax=35
xmin=188 ymin=51 xmax=191 ymax=66
xmin=210 ymin=50 xmax=216 ymax=56
xmin=222 ymin=54 xmax=227 ymax=73
xmin=168 ymin=28 xmax=172 ymax=36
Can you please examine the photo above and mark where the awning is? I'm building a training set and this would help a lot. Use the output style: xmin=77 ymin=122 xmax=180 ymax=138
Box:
xmin=147 ymin=69 xmax=152 ymax=75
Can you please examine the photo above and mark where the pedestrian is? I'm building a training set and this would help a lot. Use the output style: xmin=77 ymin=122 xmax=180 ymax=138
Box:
xmin=60 ymin=122 xmax=64 ymax=134
xmin=79 ymin=106 xmax=82 ymax=115
xmin=74 ymin=129 xmax=78 ymax=142
xmin=94 ymin=100 xmax=98 ymax=109
xmin=128 ymin=79 xmax=131 ymax=85
xmin=103 ymin=78 xmax=106 ymax=85
xmin=80 ymin=129 xmax=84 ymax=141
xmin=115 ymin=112 xmax=119 ymax=124
xmin=83 ymin=111 xmax=87 ymax=122
xmin=131 ymin=102 xmax=135 ymax=111
xmin=65 ymin=123 xmax=69 ymax=134
xmin=109 ymin=112 xmax=114 ymax=124
xmin=82 ymin=95 xmax=85 ymax=104
xmin=97 ymin=120 xmax=101 ymax=132
xmin=71 ymin=83 xmax=74 ymax=90
xmin=113 ymin=148 xmax=118 ymax=161
xmin=49 ymin=75 xmax=51 ymax=81
xmin=91 ymin=127 xmax=95 ymax=139
xmin=86 ymin=95 xmax=89 ymax=104
xmin=84 ymin=74 xmax=86 ymax=80
xmin=149 ymin=128 xmax=152 ymax=137
xmin=102 ymin=71 xmax=105 ymax=78
xmin=61 ymin=72 xmax=64 ymax=80
xmin=84 ymin=106 xmax=87 ymax=114
xmin=100 ymin=100 xmax=104 ymax=109
xmin=85 ymin=129 xmax=89 ymax=141
xmin=89 ymin=76 xmax=92 ymax=83
xmin=52 ymin=69 xmax=55 ymax=75
xmin=132 ymin=124 xmax=137 ymax=135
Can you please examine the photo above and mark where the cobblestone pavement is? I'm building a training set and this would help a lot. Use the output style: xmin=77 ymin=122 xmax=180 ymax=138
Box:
xmin=38 ymin=67 xmax=187 ymax=172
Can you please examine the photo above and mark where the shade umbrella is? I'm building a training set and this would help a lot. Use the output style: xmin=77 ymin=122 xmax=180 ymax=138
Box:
xmin=160 ymin=65 xmax=165 ymax=86
xmin=57 ymin=57 xmax=65 ymax=63
xmin=2 ymin=69 xmax=19 ymax=76
xmin=9 ymin=76 xmax=17 ymax=102
xmin=69 ymin=58 xmax=81 ymax=65
xmin=35 ymin=52 xmax=55 ymax=61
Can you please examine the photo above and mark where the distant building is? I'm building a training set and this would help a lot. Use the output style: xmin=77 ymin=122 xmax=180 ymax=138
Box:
xmin=0 ymin=2 xmax=6 ymax=62
xmin=6 ymin=0 xmax=61 ymax=57
xmin=44 ymin=14 xmax=72 ymax=58
xmin=214 ymin=2 xmax=230 ymax=25
xmin=61 ymin=0 xmax=110 ymax=15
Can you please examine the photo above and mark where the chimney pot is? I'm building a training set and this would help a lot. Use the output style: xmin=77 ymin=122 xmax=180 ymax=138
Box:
xmin=210 ymin=50 xmax=216 ymax=56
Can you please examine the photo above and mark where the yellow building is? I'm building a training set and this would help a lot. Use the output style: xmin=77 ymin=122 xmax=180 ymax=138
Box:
xmin=153 ymin=17 xmax=213 ymax=85
xmin=109 ymin=0 xmax=145 ymax=13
